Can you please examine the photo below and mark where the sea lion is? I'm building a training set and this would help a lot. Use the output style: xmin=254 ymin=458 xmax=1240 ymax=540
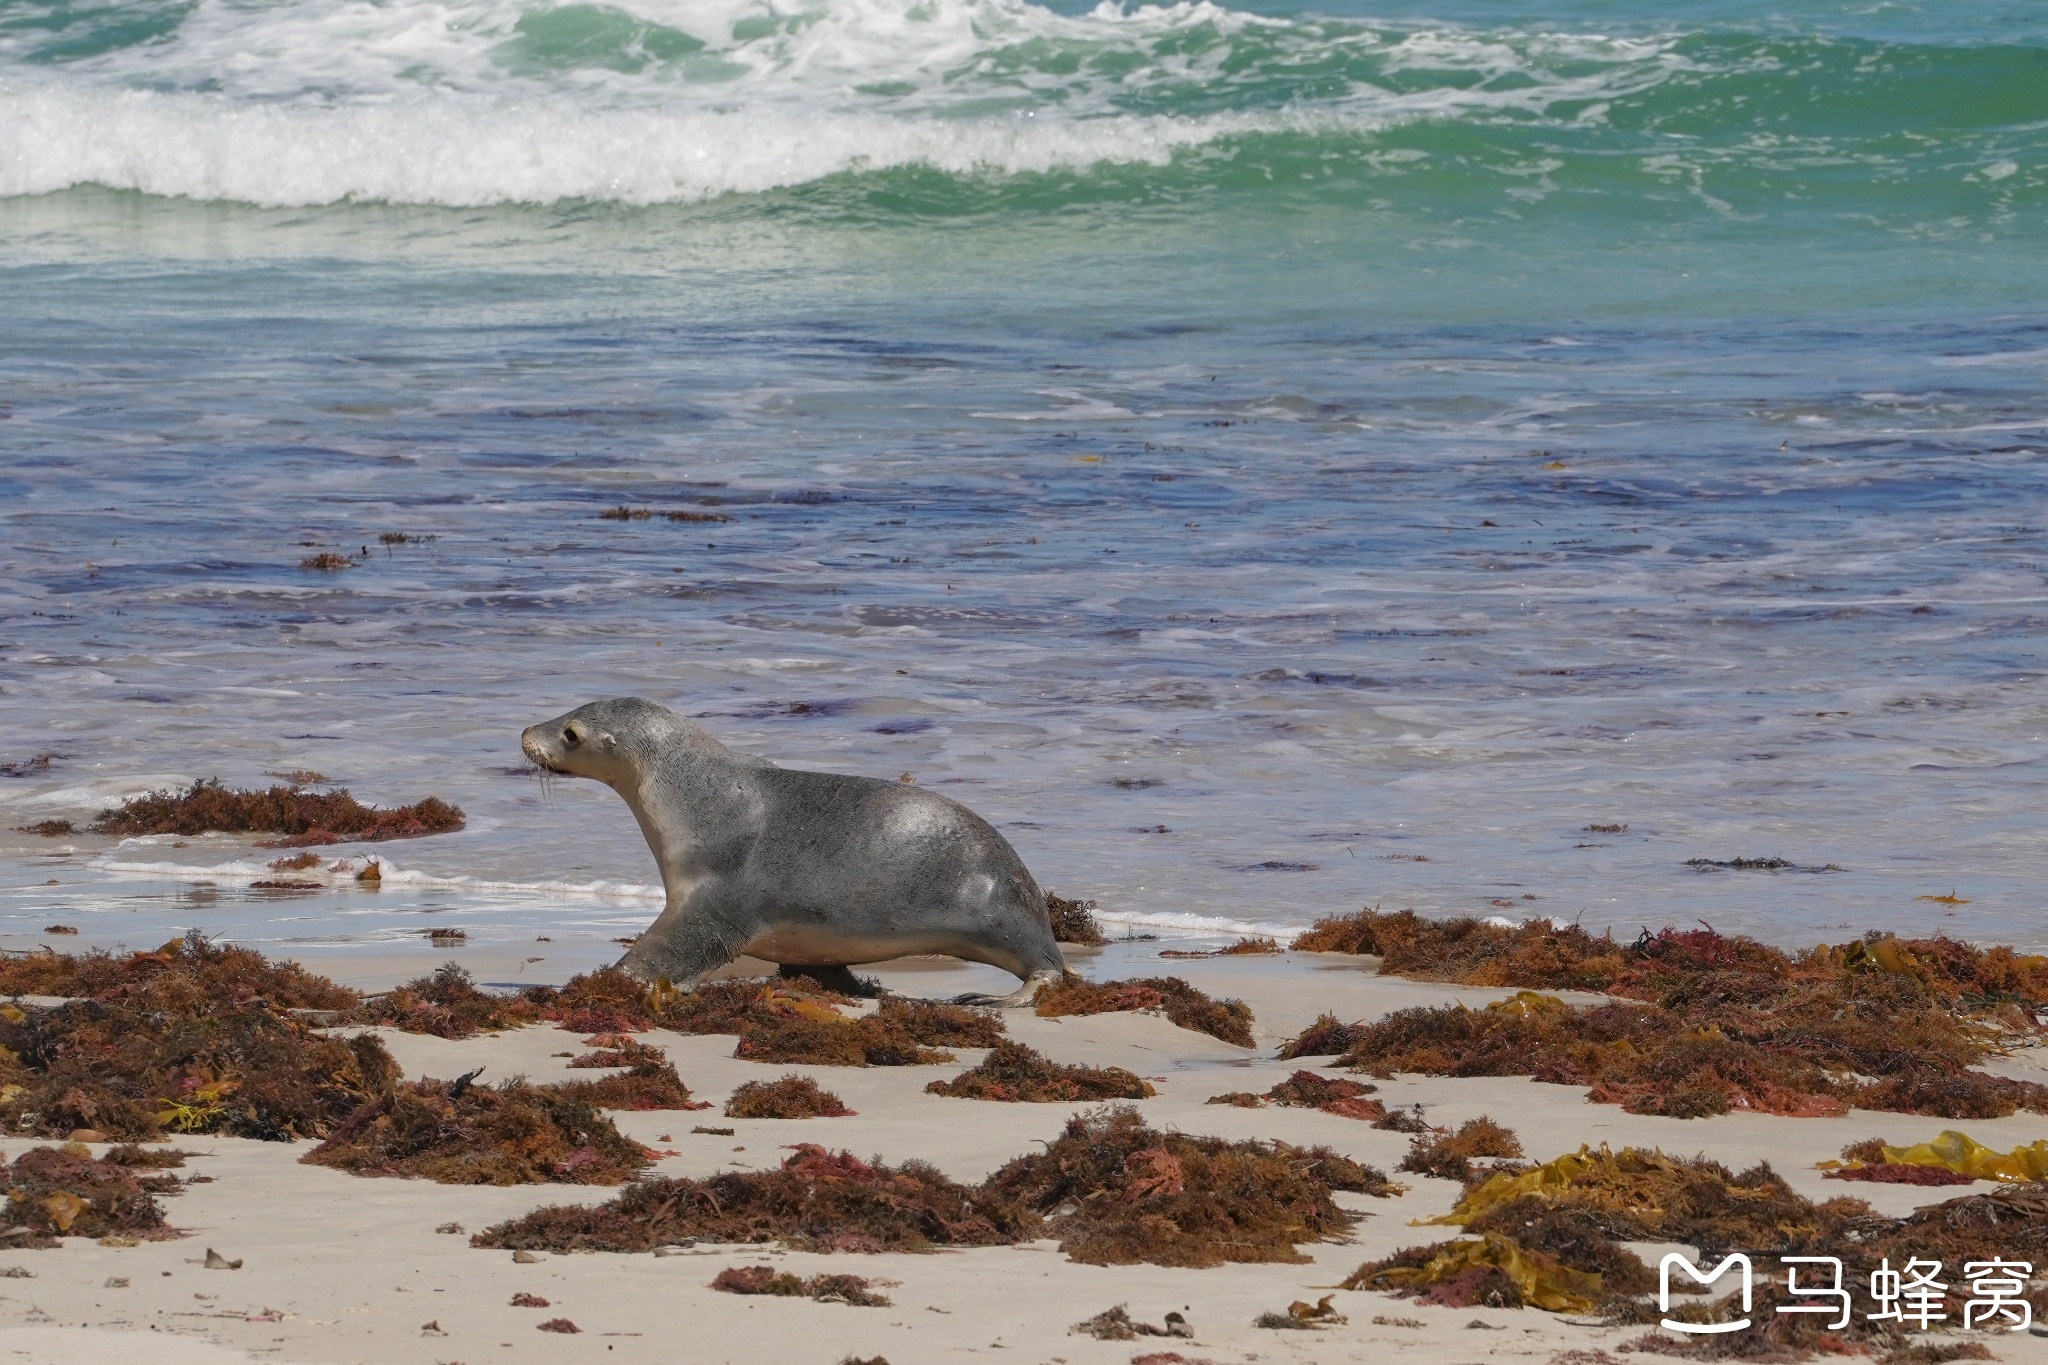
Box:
xmin=521 ymin=697 xmax=1065 ymax=1005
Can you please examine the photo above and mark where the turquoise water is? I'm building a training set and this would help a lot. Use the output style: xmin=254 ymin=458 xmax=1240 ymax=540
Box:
xmin=3 ymin=0 xmax=2047 ymax=963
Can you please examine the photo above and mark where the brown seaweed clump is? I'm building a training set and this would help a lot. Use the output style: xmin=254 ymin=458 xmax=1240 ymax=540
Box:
xmin=1274 ymin=1012 xmax=1373 ymax=1059
xmin=1293 ymin=914 xmax=2048 ymax=1120
xmin=1371 ymin=1141 xmax=2048 ymax=1358
xmin=0 ymin=933 xmax=357 ymax=1008
xmin=710 ymin=1266 xmax=890 ymax=1305
xmin=1397 ymin=1116 xmax=1524 ymax=1181
xmin=1344 ymin=1232 xmax=1597 ymax=1313
xmin=472 ymin=1144 xmax=1029 ymax=1254
xmin=1033 ymin=975 xmax=1255 ymax=1047
xmin=0 ymin=1145 xmax=185 ymax=1247
xmin=980 ymin=1105 xmax=1397 ymax=1267
xmin=0 ymin=935 xmax=393 ymax=1142
xmin=1824 ymin=1163 xmax=1976 ymax=1186
xmin=549 ymin=1050 xmax=708 ymax=1113
xmin=925 ymin=1041 xmax=1154 ymax=1102
xmin=511 ymin=970 xmax=1002 ymax=1066
xmin=1261 ymin=1070 xmax=1383 ymax=1119
xmin=90 ymin=778 xmax=464 ymax=847
xmin=1160 ymin=937 xmax=1282 ymax=959
xmin=352 ymin=963 xmax=543 ymax=1039
xmin=1046 ymin=894 xmax=1108 ymax=946
xmin=1205 ymin=1070 xmax=1383 ymax=1120
xmin=300 ymin=1074 xmax=656 ymax=1185
xmin=725 ymin=1075 xmax=855 ymax=1118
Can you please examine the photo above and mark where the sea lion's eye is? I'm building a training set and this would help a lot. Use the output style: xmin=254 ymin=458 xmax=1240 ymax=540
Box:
xmin=563 ymin=723 xmax=584 ymax=747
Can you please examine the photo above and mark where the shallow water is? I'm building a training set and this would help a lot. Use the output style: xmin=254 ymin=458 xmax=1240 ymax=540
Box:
xmin=3 ymin=0 xmax=2046 ymax=959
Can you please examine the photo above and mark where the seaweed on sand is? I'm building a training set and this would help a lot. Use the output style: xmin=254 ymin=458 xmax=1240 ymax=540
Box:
xmin=471 ymin=1144 xmax=1028 ymax=1253
xmin=550 ymin=1050 xmax=708 ymax=1112
xmin=1033 ymin=976 xmax=1255 ymax=1047
xmin=1288 ymin=908 xmax=2048 ymax=1010
xmin=1397 ymin=1116 xmax=1523 ymax=1180
xmin=353 ymin=963 xmax=542 ymax=1039
xmin=1823 ymin=1130 xmax=2048 ymax=1184
xmin=1205 ymin=1070 xmax=1382 ymax=1119
xmin=730 ymin=997 xmax=1003 ymax=1068
xmin=979 ymin=1104 xmax=1397 ymax=1267
xmin=710 ymin=1265 xmax=891 ymax=1305
xmin=1262 ymin=1070 xmax=1383 ymax=1119
xmin=1299 ymin=916 xmax=2048 ymax=1119
xmin=0 ymin=937 xmax=394 ymax=1142
xmin=724 ymin=1075 xmax=855 ymax=1118
xmin=0 ymin=1144 xmax=186 ymax=1247
xmin=301 ymin=1074 xmax=655 ymax=1185
xmin=1357 ymin=1148 xmax=2048 ymax=1352
xmin=1344 ymin=1146 xmax=1849 ymax=1321
xmin=0 ymin=932 xmax=357 ymax=1009
xmin=925 ymin=1041 xmax=1154 ymax=1102
xmin=1047 ymin=894 xmax=1108 ymax=946
xmin=1274 ymin=1012 xmax=1372 ymax=1059
xmin=90 ymin=778 xmax=463 ymax=847
xmin=1343 ymin=1232 xmax=1598 ymax=1312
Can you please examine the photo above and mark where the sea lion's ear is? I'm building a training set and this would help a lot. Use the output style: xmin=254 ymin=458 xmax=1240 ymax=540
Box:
xmin=600 ymin=731 xmax=618 ymax=752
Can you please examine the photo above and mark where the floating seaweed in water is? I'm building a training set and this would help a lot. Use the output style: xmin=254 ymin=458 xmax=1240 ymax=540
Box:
xmin=1033 ymin=975 xmax=1255 ymax=1047
xmin=1046 ymin=893 xmax=1108 ymax=946
xmin=1282 ymin=913 xmax=2048 ymax=1120
xmin=17 ymin=819 xmax=74 ymax=837
xmin=926 ymin=1041 xmax=1154 ymax=1102
xmin=472 ymin=1144 xmax=1028 ymax=1254
xmin=1205 ymin=1069 xmax=1382 ymax=1119
xmin=301 ymin=1073 xmax=656 ymax=1185
xmin=724 ymin=1075 xmax=855 ymax=1118
xmin=1397 ymin=1116 xmax=1524 ymax=1181
xmin=710 ymin=1265 xmax=890 ymax=1305
xmin=980 ymin=1105 xmax=1397 ymax=1268
xmin=0 ymin=1145 xmax=186 ymax=1247
xmin=90 ymin=778 xmax=463 ymax=847
xmin=1160 ymin=937 xmax=1281 ymax=959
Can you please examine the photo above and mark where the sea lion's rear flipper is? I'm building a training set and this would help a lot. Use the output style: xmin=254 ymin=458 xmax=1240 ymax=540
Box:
xmin=951 ymin=967 xmax=1064 ymax=1010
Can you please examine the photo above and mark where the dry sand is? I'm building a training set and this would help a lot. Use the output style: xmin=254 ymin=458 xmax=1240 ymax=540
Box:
xmin=5 ymin=942 xmax=2047 ymax=1365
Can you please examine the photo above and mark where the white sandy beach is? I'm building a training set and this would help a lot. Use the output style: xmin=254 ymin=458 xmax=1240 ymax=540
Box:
xmin=4 ymin=943 xmax=2047 ymax=1365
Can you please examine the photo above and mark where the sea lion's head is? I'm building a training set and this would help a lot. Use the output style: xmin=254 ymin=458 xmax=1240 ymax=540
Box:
xmin=522 ymin=697 xmax=676 ymax=785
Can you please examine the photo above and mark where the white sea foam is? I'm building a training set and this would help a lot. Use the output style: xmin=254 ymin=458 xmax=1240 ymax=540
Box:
xmin=89 ymin=848 xmax=667 ymax=903
xmin=0 ymin=0 xmax=1690 ymax=205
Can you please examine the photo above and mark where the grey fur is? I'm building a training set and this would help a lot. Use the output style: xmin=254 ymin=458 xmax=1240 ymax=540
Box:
xmin=521 ymin=697 xmax=1065 ymax=1005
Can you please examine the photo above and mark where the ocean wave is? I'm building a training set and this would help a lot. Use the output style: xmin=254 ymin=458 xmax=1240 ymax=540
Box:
xmin=0 ymin=83 xmax=1294 ymax=205
xmin=0 ymin=0 xmax=1700 ymax=205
